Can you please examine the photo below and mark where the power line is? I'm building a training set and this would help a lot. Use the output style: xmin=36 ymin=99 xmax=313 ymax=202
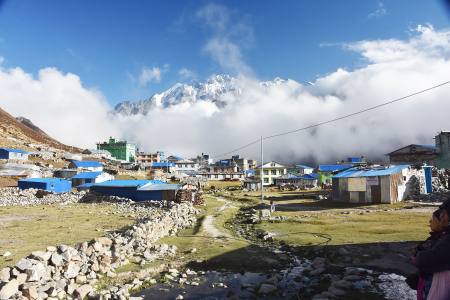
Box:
xmin=264 ymin=80 xmax=450 ymax=140
xmin=211 ymin=80 xmax=450 ymax=159
xmin=211 ymin=138 xmax=261 ymax=159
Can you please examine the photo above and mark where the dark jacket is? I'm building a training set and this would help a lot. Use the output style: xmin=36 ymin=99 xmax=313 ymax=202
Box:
xmin=416 ymin=231 xmax=450 ymax=274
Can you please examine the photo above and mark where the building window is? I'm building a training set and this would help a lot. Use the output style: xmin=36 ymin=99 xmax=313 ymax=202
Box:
xmin=264 ymin=170 xmax=269 ymax=175
xmin=215 ymin=174 xmax=218 ymax=178
xmin=271 ymin=170 xmax=277 ymax=175
xmin=264 ymin=178 xmax=269 ymax=183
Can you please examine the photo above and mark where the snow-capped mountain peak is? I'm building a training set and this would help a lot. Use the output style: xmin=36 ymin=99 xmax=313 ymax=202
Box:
xmin=114 ymin=74 xmax=288 ymax=116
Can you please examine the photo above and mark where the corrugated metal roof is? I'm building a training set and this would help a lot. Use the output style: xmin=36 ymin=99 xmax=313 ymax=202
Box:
xmin=318 ymin=164 xmax=353 ymax=172
xmin=92 ymin=180 xmax=164 ymax=188
xmin=72 ymin=161 xmax=103 ymax=168
xmin=18 ymin=178 xmax=69 ymax=183
xmin=417 ymin=144 xmax=436 ymax=150
xmin=138 ymin=184 xmax=181 ymax=191
xmin=72 ymin=172 xmax=102 ymax=179
xmin=0 ymin=148 xmax=29 ymax=154
xmin=333 ymin=165 xmax=410 ymax=178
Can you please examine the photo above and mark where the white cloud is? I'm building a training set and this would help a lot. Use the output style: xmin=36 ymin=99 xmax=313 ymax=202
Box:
xmin=368 ymin=2 xmax=387 ymax=19
xmin=0 ymin=67 xmax=119 ymax=148
xmin=139 ymin=66 xmax=162 ymax=86
xmin=196 ymin=3 xmax=253 ymax=76
xmin=204 ymin=37 xmax=252 ymax=75
xmin=116 ymin=25 xmax=450 ymax=163
xmin=196 ymin=3 xmax=229 ymax=31
xmin=1 ymin=24 xmax=450 ymax=165
xmin=178 ymin=68 xmax=196 ymax=80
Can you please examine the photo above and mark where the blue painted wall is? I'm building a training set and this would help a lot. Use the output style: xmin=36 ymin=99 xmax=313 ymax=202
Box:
xmin=18 ymin=179 xmax=72 ymax=193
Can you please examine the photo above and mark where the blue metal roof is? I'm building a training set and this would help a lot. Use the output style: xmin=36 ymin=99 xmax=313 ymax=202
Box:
xmin=318 ymin=164 xmax=353 ymax=172
xmin=72 ymin=172 xmax=102 ymax=179
xmin=72 ymin=161 xmax=103 ymax=168
xmin=150 ymin=162 xmax=175 ymax=167
xmin=348 ymin=157 xmax=364 ymax=163
xmin=333 ymin=165 xmax=410 ymax=178
xmin=303 ymin=173 xmax=319 ymax=180
xmin=18 ymin=178 xmax=68 ymax=183
xmin=416 ymin=144 xmax=436 ymax=150
xmin=91 ymin=180 xmax=164 ymax=188
xmin=0 ymin=148 xmax=29 ymax=154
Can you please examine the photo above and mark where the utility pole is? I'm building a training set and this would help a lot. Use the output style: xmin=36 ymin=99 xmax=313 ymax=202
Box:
xmin=260 ymin=135 xmax=264 ymax=203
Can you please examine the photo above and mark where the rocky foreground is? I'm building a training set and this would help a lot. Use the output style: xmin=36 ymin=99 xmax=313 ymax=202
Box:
xmin=0 ymin=188 xmax=199 ymax=300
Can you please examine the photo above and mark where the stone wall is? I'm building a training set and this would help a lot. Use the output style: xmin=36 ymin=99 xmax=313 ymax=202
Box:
xmin=0 ymin=202 xmax=198 ymax=299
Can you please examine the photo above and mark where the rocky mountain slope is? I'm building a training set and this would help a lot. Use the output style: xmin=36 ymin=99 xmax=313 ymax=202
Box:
xmin=114 ymin=75 xmax=289 ymax=116
xmin=0 ymin=106 xmax=79 ymax=152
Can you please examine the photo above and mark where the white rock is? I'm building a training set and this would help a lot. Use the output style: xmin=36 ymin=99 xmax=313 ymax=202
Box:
xmin=64 ymin=262 xmax=81 ymax=279
xmin=26 ymin=262 xmax=47 ymax=282
xmin=0 ymin=268 xmax=10 ymax=282
xmin=51 ymin=253 xmax=63 ymax=267
xmin=74 ymin=284 xmax=93 ymax=299
xmin=0 ymin=279 xmax=19 ymax=299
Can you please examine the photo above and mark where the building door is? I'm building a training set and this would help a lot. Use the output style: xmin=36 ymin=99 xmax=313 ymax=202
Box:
xmin=371 ymin=185 xmax=381 ymax=204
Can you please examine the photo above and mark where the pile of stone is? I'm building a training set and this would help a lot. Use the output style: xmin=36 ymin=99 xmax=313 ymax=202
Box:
xmin=409 ymin=190 xmax=450 ymax=203
xmin=0 ymin=188 xmax=83 ymax=207
xmin=175 ymin=190 xmax=203 ymax=205
xmin=0 ymin=202 xmax=198 ymax=299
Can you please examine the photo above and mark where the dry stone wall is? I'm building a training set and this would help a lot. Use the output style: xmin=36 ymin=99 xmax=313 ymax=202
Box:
xmin=0 ymin=202 xmax=198 ymax=299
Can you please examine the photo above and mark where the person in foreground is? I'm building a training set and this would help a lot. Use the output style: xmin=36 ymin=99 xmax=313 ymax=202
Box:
xmin=407 ymin=199 xmax=450 ymax=300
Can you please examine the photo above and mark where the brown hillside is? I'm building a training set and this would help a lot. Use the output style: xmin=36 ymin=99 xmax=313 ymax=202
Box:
xmin=0 ymin=106 xmax=80 ymax=152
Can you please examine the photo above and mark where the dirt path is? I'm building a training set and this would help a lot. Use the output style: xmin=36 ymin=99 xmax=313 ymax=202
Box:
xmin=202 ymin=197 xmax=234 ymax=239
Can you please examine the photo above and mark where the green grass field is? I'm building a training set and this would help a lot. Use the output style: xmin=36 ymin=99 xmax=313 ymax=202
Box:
xmin=219 ymin=189 xmax=433 ymax=247
xmin=0 ymin=204 xmax=135 ymax=268
xmin=256 ymin=210 xmax=431 ymax=246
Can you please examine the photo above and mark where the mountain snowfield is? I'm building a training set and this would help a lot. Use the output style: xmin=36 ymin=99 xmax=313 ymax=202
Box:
xmin=114 ymin=75 xmax=289 ymax=116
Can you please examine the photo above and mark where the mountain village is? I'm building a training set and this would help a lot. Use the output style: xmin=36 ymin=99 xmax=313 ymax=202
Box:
xmin=0 ymin=102 xmax=449 ymax=299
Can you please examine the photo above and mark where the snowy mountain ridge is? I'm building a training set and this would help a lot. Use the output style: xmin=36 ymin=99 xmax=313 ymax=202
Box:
xmin=114 ymin=74 xmax=289 ymax=116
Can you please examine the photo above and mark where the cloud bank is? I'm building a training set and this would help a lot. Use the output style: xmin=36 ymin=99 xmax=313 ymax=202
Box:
xmin=0 ymin=67 xmax=118 ymax=147
xmin=1 ymin=25 xmax=450 ymax=164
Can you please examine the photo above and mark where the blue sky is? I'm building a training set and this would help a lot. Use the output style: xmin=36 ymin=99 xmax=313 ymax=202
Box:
xmin=0 ymin=0 xmax=449 ymax=106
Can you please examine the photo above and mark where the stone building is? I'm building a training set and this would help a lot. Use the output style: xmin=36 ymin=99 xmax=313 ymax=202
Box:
xmin=435 ymin=131 xmax=450 ymax=169
xmin=387 ymin=144 xmax=437 ymax=165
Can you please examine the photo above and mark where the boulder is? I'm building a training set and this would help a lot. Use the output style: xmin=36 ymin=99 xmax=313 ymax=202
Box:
xmin=0 ymin=279 xmax=19 ymax=299
xmin=0 ymin=268 xmax=10 ymax=282
xmin=74 ymin=284 xmax=93 ymax=299
xmin=50 ymin=253 xmax=63 ymax=267
xmin=22 ymin=286 xmax=39 ymax=299
xmin=96 ymin=237 xmax=113 ymax=247
xmin=15 ymin=273 xmax=27 ymax=285
xmin=26 ymin=262 xmax=47 ymax=282
xmin=31 ymin=251 xmax=52 ymax=262
xmin=16 ymin=258 xmax=33 ymax=271
xmin=258 ymin=283 xmax=277 ymax=294
xmin=64 ymin=262 xmax=81 ymax=279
